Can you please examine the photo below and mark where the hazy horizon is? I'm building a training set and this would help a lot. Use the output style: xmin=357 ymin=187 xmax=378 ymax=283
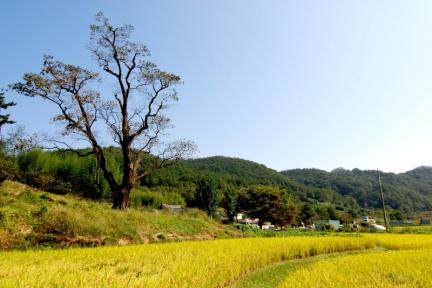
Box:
xmin=2 ymin=1 xmax=432 ymax=173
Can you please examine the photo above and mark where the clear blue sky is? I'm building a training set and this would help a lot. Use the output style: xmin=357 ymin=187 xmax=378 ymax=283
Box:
xmin=2 ymin=0 xmax=432 ymax=173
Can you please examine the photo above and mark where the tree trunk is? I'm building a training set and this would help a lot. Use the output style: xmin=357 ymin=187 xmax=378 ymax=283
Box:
xmin=112 ymin=187 xmax=131 ymax=209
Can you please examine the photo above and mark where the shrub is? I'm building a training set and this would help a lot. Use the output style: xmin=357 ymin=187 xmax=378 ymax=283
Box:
xmin=0 ymin=150 xmax=17 ymax=183
xmin=130 ymin=187 xmax=185 ymax=208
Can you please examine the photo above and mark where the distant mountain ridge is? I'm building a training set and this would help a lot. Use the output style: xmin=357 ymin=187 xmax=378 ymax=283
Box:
xmin=147 ymin=156 xmax=432 ymax=211
xmin=282 ymin=166 xmax=432 ymax=211
xmin=140 ymin=154 xmax=432 ymax=212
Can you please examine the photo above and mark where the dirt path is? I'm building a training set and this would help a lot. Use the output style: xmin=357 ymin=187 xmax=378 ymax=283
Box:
xmin=227 ymin=248 xmax=384 ymax=288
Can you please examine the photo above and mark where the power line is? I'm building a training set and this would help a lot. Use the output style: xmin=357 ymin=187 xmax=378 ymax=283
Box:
xmin=377 ymin=169 xmax=389 ymax=232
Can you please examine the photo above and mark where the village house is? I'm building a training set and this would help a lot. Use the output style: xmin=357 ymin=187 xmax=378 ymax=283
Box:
xmin=360 ymin=215 xmax=376 ymax=225
xmin=261 ymin=222 xmax=275 ymax=230
xmin=314 ymin=220 xmax=341 ymax=231
xmin=234 ymin=213 xmax=261 ymax=228
xmin=421 ymin=217 xmax=431 ymax=225
xmin=160 ymin=204 xmax=183 ymax=213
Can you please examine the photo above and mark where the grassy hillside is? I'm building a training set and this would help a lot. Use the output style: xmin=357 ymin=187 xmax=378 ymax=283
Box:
xmin=282 ymin=167 xmax=432 ymax=212
xmin=0 ymin=181 xmax=239 ymax=250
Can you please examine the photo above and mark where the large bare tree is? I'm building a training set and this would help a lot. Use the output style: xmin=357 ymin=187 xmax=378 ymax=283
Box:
xmin=12 ymin=13 xmax=196 ymax=209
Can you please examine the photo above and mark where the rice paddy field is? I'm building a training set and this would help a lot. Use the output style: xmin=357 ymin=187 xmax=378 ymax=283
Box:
xmin=279 ymin=249 xmax=432 ymax=288
xmin=1 ymin=234 xmax=432 ymax=287
xmin=391 ymin=225 xmax=432 ymax=234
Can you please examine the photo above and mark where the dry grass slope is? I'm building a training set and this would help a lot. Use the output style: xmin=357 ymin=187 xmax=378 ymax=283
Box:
xmin=0 ymin=181 xmax=238 ymax=249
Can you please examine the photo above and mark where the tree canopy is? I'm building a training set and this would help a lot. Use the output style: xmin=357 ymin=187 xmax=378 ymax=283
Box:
xmin=283 ymin=167 xmax=432 ymax=212
xmin=12 ymin=13 xmax=195 ymax=209
xmin=238 ymin=185 xmax=297 ymax=227
xmin=0 ymin=92 xmax=16 ymax=130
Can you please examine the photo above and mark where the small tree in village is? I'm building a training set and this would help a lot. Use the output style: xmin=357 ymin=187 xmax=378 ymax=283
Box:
xmin=11 ymin=13 xmax=195 ymax=209
xmin=222 ymin=187 xmax=238 ymax=223
xmin=195 ymin=177 xmax=218 ymax=217
xmin=238 ymin=185 xmax=297 ymax=228
xmin=300 ymin=203 xmax=316 ymax=225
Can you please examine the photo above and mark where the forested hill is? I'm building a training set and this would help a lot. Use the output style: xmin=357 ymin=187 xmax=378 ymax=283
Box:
xmin=186 ymin=156 xmax=297 ymax=187
xmin=144 ymin=156 xmax=297 ymax=188
xmin=144 ymin=156 xmax=360 ymax=208
xmin=15 ymin=148 xmax=432 ymax=212
xmin=151 ymin=157 xmax=432 ymax=212
xmin=281 ymin=166 xmax=432 ymax=212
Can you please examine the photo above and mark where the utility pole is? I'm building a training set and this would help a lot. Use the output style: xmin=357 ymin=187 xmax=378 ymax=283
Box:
xmin=377 ymin=169 xmax=389 ymax=232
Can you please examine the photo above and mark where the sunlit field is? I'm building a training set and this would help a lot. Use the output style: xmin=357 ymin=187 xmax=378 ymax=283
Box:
xmin=0 ymin=236 xmax=374 ymax=287
xmin=365 ymin=233 xmax=432 ymax=250
xmin=391 ymin=225 xmax=432 ymax=234
xmin=1 ymin=234 xmax=432 ymax=287
xmin=279 ymin=248 xmax=432 ymax=288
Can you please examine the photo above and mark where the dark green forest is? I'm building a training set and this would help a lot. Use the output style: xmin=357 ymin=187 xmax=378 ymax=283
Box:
xmin=282 ymin=167 xmax=432 ymax=212
xmin=3 ymin=142 xmax=432 ymax=225
xmin=0 ymin=144 xmax=421 ymax=213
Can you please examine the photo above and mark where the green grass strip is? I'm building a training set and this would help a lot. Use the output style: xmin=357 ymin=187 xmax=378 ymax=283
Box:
xmin=229 ymin=249 xmax=383 ymax=288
